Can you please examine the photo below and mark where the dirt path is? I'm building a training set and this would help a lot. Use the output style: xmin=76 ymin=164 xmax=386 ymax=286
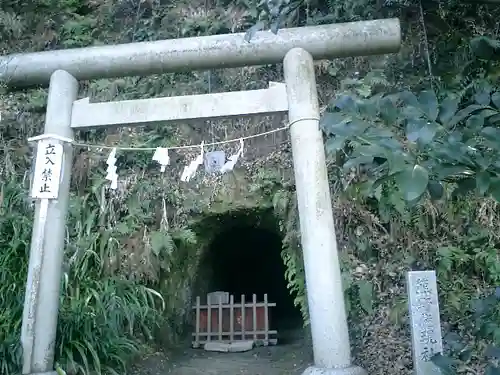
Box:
xmin=133 ymin=329 xmax=313 ymax=375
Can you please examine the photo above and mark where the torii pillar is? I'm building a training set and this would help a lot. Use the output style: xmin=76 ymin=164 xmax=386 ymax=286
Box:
xmin=0 ymin=19 xmax=401 ymax=375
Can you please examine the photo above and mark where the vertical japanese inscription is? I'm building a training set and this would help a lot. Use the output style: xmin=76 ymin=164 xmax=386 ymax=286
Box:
xmin=31 ymin=139 xmax=64 ymax=199
xmin=407 ymin=270 xmax=443 ymax=375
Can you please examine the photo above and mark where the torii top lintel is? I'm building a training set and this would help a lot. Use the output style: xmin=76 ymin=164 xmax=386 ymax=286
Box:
xmin=0 ymin=18 xmax=400 ymax=88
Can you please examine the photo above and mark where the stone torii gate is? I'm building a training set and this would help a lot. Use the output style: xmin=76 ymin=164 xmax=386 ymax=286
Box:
xmin=0 ymin=19 xmax=401 ymax=375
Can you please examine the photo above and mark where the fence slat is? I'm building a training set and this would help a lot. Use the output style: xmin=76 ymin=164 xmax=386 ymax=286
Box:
xmin=192 ymin=302 xmax=276 ymax=309
xmin=192 ymin=293 xmax=277 ymax=347
xmin=218 ymin=299 xmax=223 ymax=341
xmin=229 ymin=295 xmax=234 ymax=342
xmin=207 ymin=301 xmax=212 ymax=342
xmin=252 ymin=294 xmax=258 ymax=340
xmin=193 ymin=330 xmax=278 ymax=337
xmin=264 ymin=293 xmax=269 ymax=343
xmin=195 ymin=296 xmax=201 ymax=347
xmin=241 ymin=294 xmax=246 ymax=341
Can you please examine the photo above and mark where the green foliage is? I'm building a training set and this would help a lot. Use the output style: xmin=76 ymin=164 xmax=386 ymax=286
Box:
xmin=0 ymin=10 xmax=24 ymax=41
xmin=430 ymin=288 xmax=500 ymax=375
xmin=320 ymin=72 xmax=500 ymax=210
xmin=471 ymin=36 xmax=500 ymax=61
xmin=56 ymin=278 xmax=163 ymax=375
xmin=250 ymin=170 xmax=308 ymax=324
xmin=243 ymin=0 xmax=378 ymax=40
xmin=265 ymin=172 xmax=378 ymax=325
xmin=313 ymin=46 xmax=500 ymax=370
xmin=0 ymin=171 xmax=200 ymax=375
xmin=341 ymin=266 xmax=374 ymax=317
xmin=60 ymin=15 xmax=98 ymax=48
xmin=0 ymin=182 xmax=30 ymax=375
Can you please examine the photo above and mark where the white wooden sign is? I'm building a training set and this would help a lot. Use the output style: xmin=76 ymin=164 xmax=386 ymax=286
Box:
xmin=31 ymin=139 xmax=64 ymax=199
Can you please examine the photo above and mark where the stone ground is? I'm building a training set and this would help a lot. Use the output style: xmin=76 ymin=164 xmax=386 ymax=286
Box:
xmin=132 ymin=328 xmax=313 ymax=375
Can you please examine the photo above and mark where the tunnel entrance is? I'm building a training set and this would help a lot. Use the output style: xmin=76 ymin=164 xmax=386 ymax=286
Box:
xmin=198 ymin=209 xmax=303 ymax=339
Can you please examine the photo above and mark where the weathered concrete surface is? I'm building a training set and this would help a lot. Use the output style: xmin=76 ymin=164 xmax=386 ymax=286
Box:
xmin=0 ymin=19 xmax=401 ymax=87
xmin=229 ymin=341 xmax=255 ymax=352
xmin=284 ymin=48 xmax=354 ymax=371
xmin=204 ymin=342 xmax=230 ymax=352
xmin=204 ymin=340 xmax=255 ymax=353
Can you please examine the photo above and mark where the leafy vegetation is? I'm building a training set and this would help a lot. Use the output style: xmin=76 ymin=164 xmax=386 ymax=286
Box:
xmin=431 ymin=288 xmax=500 ymax=375
xmin=1 ymin=0 xmax=500 ymax=374
xmin=321 ymin=64 xmax=500 ymax=206
xmin=0 ymin=173 xmax=200 ymax=374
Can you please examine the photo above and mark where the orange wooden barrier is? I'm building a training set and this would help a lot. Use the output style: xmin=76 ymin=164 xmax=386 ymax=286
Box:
xmin=192 ymin=293 xmax=277 ymax=347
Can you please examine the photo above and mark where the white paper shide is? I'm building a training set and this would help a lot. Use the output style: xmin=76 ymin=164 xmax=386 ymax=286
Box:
xmin=152 ymin=147 xmax=170 ymax=172
xmin=180 ymin=142 xmax=204 ymax=182
xmin=106 ymin=148 xmax=118 ymax=190
xmin=31 ymin=139 xmax=64 ymax=199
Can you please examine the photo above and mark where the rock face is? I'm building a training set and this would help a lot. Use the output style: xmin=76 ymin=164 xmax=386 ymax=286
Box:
xmin=203 ymin=340 xmax=255 ymax=353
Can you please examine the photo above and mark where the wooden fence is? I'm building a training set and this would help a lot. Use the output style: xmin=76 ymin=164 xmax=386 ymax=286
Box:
xmin=192 ymin=293 xmax=277 ymax=348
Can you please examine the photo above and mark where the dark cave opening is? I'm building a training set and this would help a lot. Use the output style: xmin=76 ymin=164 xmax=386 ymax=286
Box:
xmin=203 ymin=214 xmax=303 ymax=335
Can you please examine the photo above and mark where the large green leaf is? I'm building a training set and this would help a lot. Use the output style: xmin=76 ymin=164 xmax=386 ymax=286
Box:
xmin=428 ymin=180 xmax=444 ymax=200
xmin=357 ymin=95 xmax=379 ymax=117
xmin=470 ymin=36 xmax=500 ymax=61
xmin=401 ymin=105 xmax=422 ymax=120
xmin=320 ymin=112 xmax=347 ymax=134
xmin=481 ymin=127 xmax=500 ymax=151
xmin=419 ymin=90 xmax=439 ymax=121
xmin=378 ymin=96 xmax=399 ymax=124
xmin=430 ymin=142 xmax=471 ymax=165
xmin=325 ymin=136 xmax=347 ymax=153
xmin=363 ymin=126 xmax=395 ymax=140
xmin=387 ymin=152 xmax=411 ymax=175
xmin=489 ymin=113 xmax=500 ymax=125
xmin=438 ymin=96 xmax=460 ymax=125
xmin=395 ymin=165 xmax=429 ymax=201
xmin=492 ymin=92 xmax=500 ymax=108
xmin=449 ymin=105 xmax=489 ymax=127
xmin=459 ymin=349 xmax=473 ymax=362
xmin=377 ymin=137 xmax=404 ymax=152
xmin=485 ymin=345 xmax=500 ymax=359
xmin=473 ymin=153 xmax=494 ymax=170
xmin=331 ymin=94 xmax=357 ymax=111
xmin=488 ymin=178 xmax=500 ymax=202
xmin=320 ymin=113 xmax=368 ymax=138
xmin=474 ymin=89 xmax=491 ymax=105
xmin=452 ymin=178 xmax=476 ymax=198
xmin=476 ymin=171 xmax=491 ymax=195
xmin=443 ymin=332 xmax=465 ymax=352
xmin=354 ymin=144 xmax=388 ymax=158
xmin=485 ymin=365 xmax=500 ymax=375
xmin=357 ymin=280 xmax=373 ymax=315
xmin=398 ymin=90 xmax=420 ymax=107
xmin=465 ymin=114 xmax=485 ymax=133
xmin=406 ymin=118 xmax=438 ymax=145
xmin=431 ymin=353 xmax=456 ymax=375
xmin=343 ymin=156 xmax=373 ymax=170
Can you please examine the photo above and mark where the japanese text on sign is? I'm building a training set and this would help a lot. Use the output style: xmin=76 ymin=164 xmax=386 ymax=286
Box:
xmin=407 ymin=271 xmax=443 ymax=375
xmin=31 ymin=140 xmax=64 ymax=199
xmin=414 ymin=277 xmax=439 ymax=361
